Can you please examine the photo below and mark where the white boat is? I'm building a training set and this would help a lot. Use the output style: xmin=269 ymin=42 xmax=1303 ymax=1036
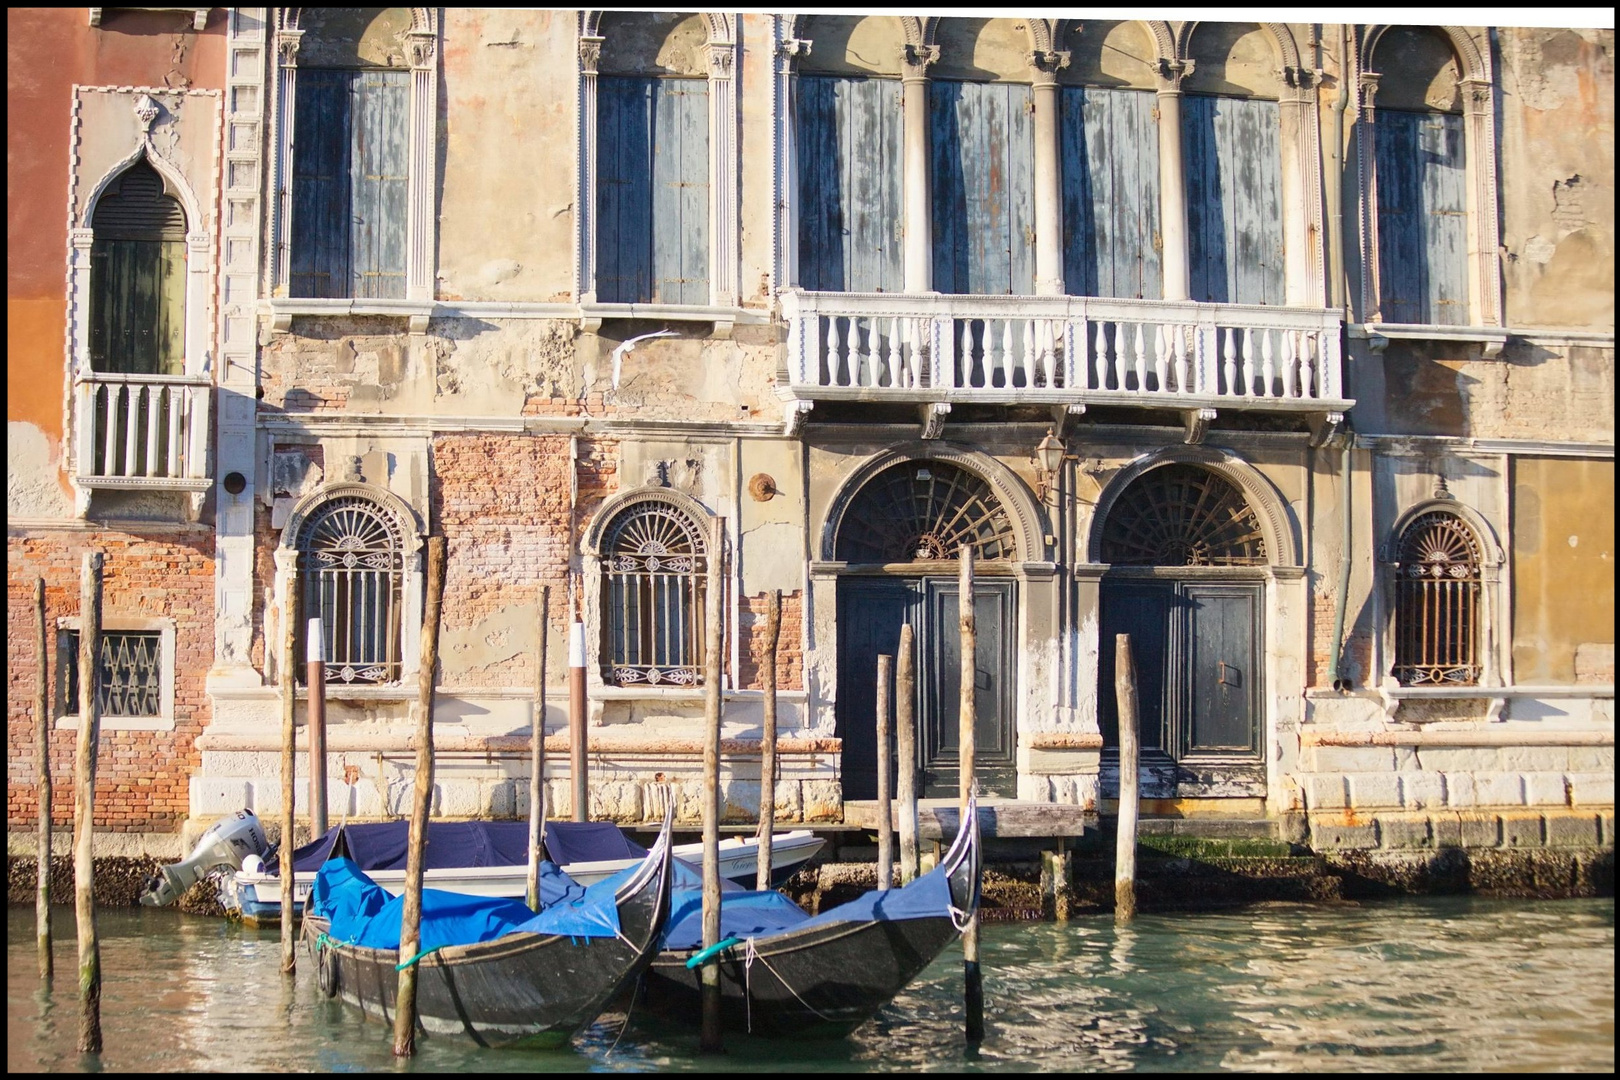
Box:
xmin=223 ymin=829 xmax=825 ymax=918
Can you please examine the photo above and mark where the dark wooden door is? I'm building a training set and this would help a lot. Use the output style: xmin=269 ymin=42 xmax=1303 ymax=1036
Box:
xmin=923 ymin=579 xmax=1016 ymax=798
xmin=1099 ymin=579 xmax=1261 ymax=764
xmin=835 ymin=576 xmax=1017 ymax=801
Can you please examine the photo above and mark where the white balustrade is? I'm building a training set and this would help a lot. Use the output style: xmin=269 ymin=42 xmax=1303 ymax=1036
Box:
xmin=782 ymin=291 xmax=1345 ymax=407
xmin=74 ymin=371 xmax=211 ymax=484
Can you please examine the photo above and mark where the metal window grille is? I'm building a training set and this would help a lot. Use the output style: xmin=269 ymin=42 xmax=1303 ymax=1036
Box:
xmin=1099 ymin=464 xmax=1268 ymax=566
xmin=834 ymin=460 xmax=1017 ymax=564
xmin=1394 ymin=511 xmax=1482 ymax=686
xmin=61 ymin=630 xmax=162 ymax=717
xmin=603 ymin=502 xmax=708 ymax=687
xmin=298 ymin=496 xmax=406 ymax=685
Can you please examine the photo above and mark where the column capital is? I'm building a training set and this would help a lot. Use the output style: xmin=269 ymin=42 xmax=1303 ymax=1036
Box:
xmin=406 ymin=29 xmax=436 ymax=71
xmin=1154 ymin=56 xmax=1194 ymax=93
xmin=276 ymin=28 xmax=302 ymax=68
xmin=1028 ymin=49 xmax=1070 ymax=85
xmin=579 ymin=34 xmax=603 ymax=75
xmin=1358 ymin=70 xmax=1382 ymax=116
xmin=707 ymin=40 xmax=736 ymax=79
xmin=901 ymin=42 xmax=938 ymax=80
xmin=1458 ymin=75 xmax=1493 ymax=114
xmin=777 ymin=37 xmax=812 ymax=60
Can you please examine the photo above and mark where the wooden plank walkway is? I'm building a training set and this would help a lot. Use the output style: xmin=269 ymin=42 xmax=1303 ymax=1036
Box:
xmin=842 ymin=798 xmax=1090 ymax=840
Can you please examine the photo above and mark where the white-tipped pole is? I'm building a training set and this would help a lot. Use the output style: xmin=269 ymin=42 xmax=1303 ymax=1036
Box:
xmin=569 ymin=620 xmax=587 ymax=821
xmin=306 ymin=616 xmax=327 ymax=839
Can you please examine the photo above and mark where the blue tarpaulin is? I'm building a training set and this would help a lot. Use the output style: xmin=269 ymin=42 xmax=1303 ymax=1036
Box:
xmin=659 ymin=859 xmax=958 ymax=951
xmin=311 ymin=856 xmax=631 ymax=950
xmin=292 ymin=819 xmax=531 ymax=874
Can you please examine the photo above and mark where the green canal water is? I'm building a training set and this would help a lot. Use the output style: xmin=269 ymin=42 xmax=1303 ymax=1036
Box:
xmin=9 ymin=896 xmax=1614 ymax=1072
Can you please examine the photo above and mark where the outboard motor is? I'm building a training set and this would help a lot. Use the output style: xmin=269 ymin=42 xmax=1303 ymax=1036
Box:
xmin=140 ymin=809 xmax=270 ymax=907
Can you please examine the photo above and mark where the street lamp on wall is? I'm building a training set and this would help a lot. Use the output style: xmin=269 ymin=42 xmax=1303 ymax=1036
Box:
xmin=1033 ymin=427 xmax=1068 ymax=507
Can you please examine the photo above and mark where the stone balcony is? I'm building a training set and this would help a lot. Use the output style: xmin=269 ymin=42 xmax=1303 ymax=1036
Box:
xmin=73 ymin=369 xmax=212 ymax=515
xmin=779 ymin=290 xmax=1352 ymax=440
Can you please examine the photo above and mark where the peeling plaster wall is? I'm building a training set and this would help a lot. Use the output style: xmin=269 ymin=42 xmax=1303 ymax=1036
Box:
xmin=1497 ymin=27 xmax=1614 ymax=329
xmin=1511 ymin=457 xmax=1615 ymax=685
xmin=436 ymin=10 xmax=578 ymax=302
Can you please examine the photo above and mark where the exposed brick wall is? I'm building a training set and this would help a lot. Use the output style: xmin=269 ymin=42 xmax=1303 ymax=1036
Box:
xmin=7 ymin=529 xmax=214 ymax=833
xmin=1310 ymin=588 xmax=1373 ymax=689
xmin=431 ymin=434 xmax=577 ymax=683
xmin=738 ymin=590 xmax=805 ymax=691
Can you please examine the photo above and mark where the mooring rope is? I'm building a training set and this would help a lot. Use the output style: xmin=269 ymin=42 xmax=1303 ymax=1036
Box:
xmin=752 ymin=945 xmax=840 ymax=1023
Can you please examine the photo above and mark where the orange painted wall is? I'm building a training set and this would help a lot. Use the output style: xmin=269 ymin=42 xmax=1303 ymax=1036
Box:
xmin=6 ymin=8 xmax=226 ymax=449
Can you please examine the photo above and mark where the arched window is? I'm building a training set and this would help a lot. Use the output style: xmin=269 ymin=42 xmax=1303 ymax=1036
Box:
xmin=601 ymin=499 xmax=710 ymax=686
xmin=795 ymin=15 xmax=904 ymax=293
xmin=1058 ymin=20 xmax=1162 ymax=300
xmin=90 ymin=158 xmax=187 ymax=375
xmin=1183 ymin=23 xmax=1285 ymax=306
xmin=297 ymin=495 xmax=407 ymax=685
xmin=1367 ymin=27 xmax=1469 ymax=325
xmin=1393 ymin=511 xmax=1481 ymax=685
xmin=1100 ymin=464 xmax=1267 ymax=566
xmin=835 ymin=460 xmax=1017 ymax=563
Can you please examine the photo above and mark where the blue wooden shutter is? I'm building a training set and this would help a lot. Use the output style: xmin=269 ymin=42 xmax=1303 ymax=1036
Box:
xmin=349 ymin=69 xmax=408 ymax=299
xmin=796 ymin=75 xmax=903 ymax=292
xmin=598 ymin=77 xmax=709 ymax=304
xmin=1184 ymin=95 xmax=1284 ymax=305
xmin=652 ymin=77 xmax=709 ymax=305
xmin=931 ymin=81 xmax=1036 ymax=295
xmin=1061 ymin=87 xmax=1162 ymax=299
xmin=291 ymin=69 xmax=352 ymax=298
xmin=1376 ymin=110 xmax=1468 ymax=325
xmin=597 ymin=77 xmax=655 ymax=303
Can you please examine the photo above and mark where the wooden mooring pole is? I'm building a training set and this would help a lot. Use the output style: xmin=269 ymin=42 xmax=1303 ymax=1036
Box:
xmin=755 ymin=589 xmax=781 ymax=892
xmin=307 ymin=615 xmax=328 ymax=840
xmin=699 ymin=516 xmax=726 ymax=1053
xmin=36 ymin=577 xmax=52 ymax=979
xmin=1114 ymin=633 xmax=1140 ymax=924
xmin=394 ymin=535 xmax=446 ymax=1058
xmin=278 ymin=571 xmax=299 ymax=975
xmin=74 ymin=552 xmax=103 ymax=1053
xmin=958 ymin=546 xmax=983 ymax=1042
xmin=527 ymin=584 xmax=550 ymax=911
xmin=875 ymin=654 xmax=894 ymax=891
xmin=569 ymin=617 xmax=588 ymax=822
xmin=896 ymin=623 xmax=919 ymax=885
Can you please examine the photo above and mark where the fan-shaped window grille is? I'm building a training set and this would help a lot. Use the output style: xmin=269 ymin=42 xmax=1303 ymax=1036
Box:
xmin=297 ymin=496 xmax=407 ymax=685
xmin=1100 ymin=464 xmax=1267 ymax=566
xmin=1394 ymin=511 xmax=1481 ymax=685
xmin=835 ymin=461 xmax=1017 ymax=563
xmin=603 ymin=501 xmax=710 ymax=686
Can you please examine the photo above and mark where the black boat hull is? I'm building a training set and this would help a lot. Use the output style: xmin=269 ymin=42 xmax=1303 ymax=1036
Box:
xmin=305 ymin=823 xmax=673 ymax=1047
xmin=639 ymin=807 xmax=980 ymax=1037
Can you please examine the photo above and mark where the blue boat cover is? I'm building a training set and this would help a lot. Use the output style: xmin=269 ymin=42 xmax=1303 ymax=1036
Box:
xmin=659 ymin=859 xmax=957 ymax=951
xmin=542 ymin=821 xmax=648 ymax=866
xmin=292 ymin=819 xmax=531 ymax=874
xmin=312 ymin=856 xmax=632 ymax=950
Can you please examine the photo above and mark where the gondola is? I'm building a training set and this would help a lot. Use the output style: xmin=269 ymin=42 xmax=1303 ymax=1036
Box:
xmin=637 ymin=794 xmax=982 ymax=1037
xmin=301 ymin=807 xmax=674 ymax=1048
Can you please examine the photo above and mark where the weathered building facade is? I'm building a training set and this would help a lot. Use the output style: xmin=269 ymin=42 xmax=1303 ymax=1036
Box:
xmin=9 ymin=10 xmax=1614 ymax=868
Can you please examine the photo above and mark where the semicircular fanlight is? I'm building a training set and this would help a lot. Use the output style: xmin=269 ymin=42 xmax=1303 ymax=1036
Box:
xmin=835 ymin=460 xmax=1017 ymax=563
xmin=1100 ymin=464 xmax=1267 ymax=567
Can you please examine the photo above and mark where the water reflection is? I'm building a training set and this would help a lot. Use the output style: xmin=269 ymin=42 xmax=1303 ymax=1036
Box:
xmin=8 ymin=896 xmax=1613 ymax=1073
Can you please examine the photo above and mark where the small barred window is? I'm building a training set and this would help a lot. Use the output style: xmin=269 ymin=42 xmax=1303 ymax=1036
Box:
xmin=1394 ymin=511 xmax=1481 ymax=686
xmin=602 ymin=501 xmax=709 ymax=687
xmin=61 ymin=630 xmax=162 ymax=717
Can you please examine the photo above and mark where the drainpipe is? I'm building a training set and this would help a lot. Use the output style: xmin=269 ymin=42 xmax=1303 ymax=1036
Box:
xmin=1327 ymin=430 xmax=1354 ymax=691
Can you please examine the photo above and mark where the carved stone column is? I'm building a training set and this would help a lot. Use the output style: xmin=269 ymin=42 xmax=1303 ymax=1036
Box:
xmin=271 ymin=28 xmax=302 ymax=296
xmin=901 ymin=43 xmax=938 ymax=293
xmin=576 ymin=34 xmax=603 ymax=303
xmin=707 ymin=39 xmax=739 ymax=308
xmin=405 ymin=30 xmax=437 ymax=304
xmin=774 ymin=29 xmax=811 ymax=293
xmin=1030 ymin=49 xmax=1070 ymax=296
xmin=1356 ymin=70 xmax=1384 ymax=323
xmin=1154 ymin=57 xmax=1193 ymax=302
xmin=1459 ymin=75 xmax=1503 ymax=327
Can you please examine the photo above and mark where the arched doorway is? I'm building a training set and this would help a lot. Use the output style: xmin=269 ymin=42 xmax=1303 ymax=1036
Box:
xmin=1097 ymin=463 xmax=1268 ymax=790
xmin=832 ymin=459 xmax=1019 ymax=800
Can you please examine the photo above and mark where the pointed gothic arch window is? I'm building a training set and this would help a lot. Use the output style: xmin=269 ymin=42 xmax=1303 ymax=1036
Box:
xmin=601 ymin=499 xmax=711 ymax=686
xmin=90 ymin=158 xmax=187 ymax=376
xmin=1100 ymin=464 xmax=1267 ymax=566
xmin=835 ymin=460 xmax=1017 ymax=563
xmin=1393 ymin=510 xmax=1481 ymax=685
xmin=297 ymin=495 xmax=408 ymax=685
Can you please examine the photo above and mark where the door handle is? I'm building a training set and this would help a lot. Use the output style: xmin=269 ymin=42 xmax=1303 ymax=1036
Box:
xmin=1218 ymin=661 xmax=1240 ymax=687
